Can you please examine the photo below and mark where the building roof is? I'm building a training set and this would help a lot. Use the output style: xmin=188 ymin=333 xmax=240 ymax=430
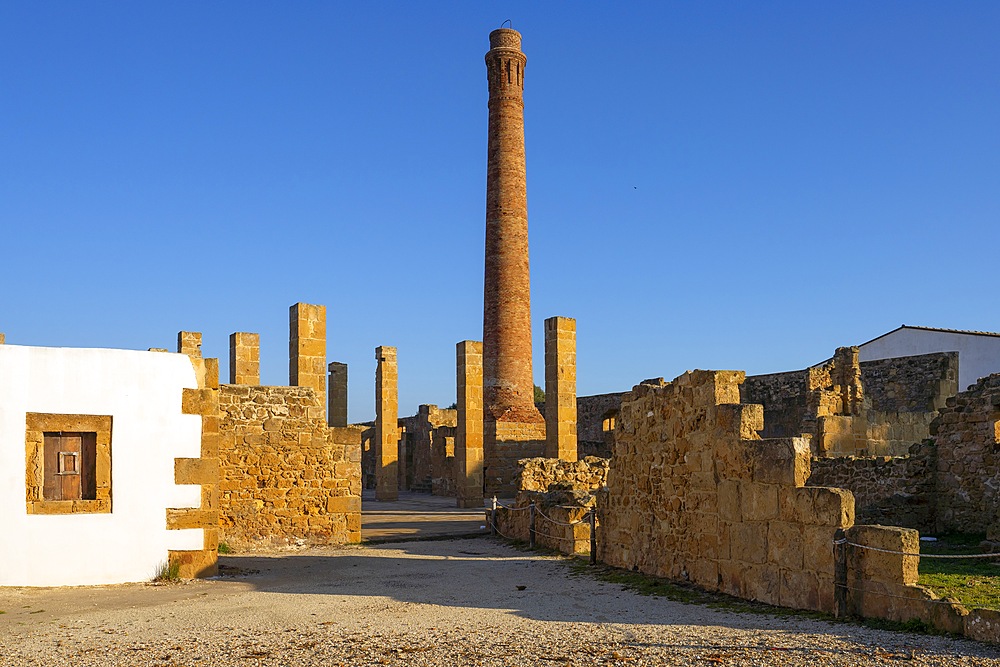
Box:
xmin=860 ymin=325 xmax=1000 ymax=348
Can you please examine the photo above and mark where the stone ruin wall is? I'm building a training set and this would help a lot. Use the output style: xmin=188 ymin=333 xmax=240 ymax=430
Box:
xmin=741 ymin=350 xmax=957 ymax=457
xmin=600 ymin=371 xmax=851 ymax=612
xmin=590 ymin=369 xmax=1000 ymax=640
xmin=576 ymin=393 xmax=624 ymax=459
xmin=218 ymin=384 xmax=361 ymax=549
xmin=807 ymin=441 xmax=938 ymax=533
xmin=399 ymin=405 xmax=457 ymax=492
xmin=431 ymin=426 xmax=457 ymax=496
xmin=515 ymin=456 xmax=610 ymax=493
xmin=932 ymin=374 xmax=1000 ymax=534
xmin=493 ymin=457 xmax=609 ymax=555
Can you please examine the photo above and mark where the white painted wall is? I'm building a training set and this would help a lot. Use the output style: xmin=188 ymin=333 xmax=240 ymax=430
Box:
xmin=859 ymin=328 xmax=1000 ymax=392
xmin=0 ymin=345 xmax=204 ymax=586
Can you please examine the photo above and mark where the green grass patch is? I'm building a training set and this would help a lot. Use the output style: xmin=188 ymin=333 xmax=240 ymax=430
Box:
xmin=918 ymin=533 xmax=1000 ymax=610
xmin=217 ymin=542 xmax=233 ymax=555
xmin=153 ymin=560 xmax=181 ymax=583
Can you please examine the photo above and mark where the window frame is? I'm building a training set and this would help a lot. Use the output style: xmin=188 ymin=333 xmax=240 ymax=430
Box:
xmin=26 ymin=413 xmax=112 ymax=514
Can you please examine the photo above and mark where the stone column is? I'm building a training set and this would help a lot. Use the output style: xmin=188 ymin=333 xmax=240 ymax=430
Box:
xmin=545 ymin=317 xmax=578 ymax=461
xmin=0 ymin=333 xmax=5 ymax=344
xmin=289 ymin=303 xmax=326 ymax=420
xmin=229 ymin=332 xmax=260 ymax=385
xmin=177 ymin=331 xmax=202 ymax=357
xmin=455 ymin=340 xmax=484 ymax=508
xmin=328 ymin=361 xmax=348 ymax=427
xmin=374 ymin=346 xmax=399 ymax=501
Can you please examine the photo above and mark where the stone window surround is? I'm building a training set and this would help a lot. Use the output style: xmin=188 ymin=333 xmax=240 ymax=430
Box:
xmin=25 ymin=413 xmax=112 ymax=514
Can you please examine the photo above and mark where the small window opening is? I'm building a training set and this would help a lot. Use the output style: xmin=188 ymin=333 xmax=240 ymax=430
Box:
xmin=43 ymin=432 xmax=97 ymax=501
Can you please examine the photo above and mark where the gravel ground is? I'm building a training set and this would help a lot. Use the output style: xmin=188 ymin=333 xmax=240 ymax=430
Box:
xmin=1 ymin=537 xmax=999 ymax=666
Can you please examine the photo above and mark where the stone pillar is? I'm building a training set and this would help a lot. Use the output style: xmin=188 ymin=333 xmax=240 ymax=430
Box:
xmin=289 ymin=303 xmax=326 ymax=420
xmin=229 ymin=332 xmax=260 ymax=385
xmin=328 ymin=362 xmax=348 ymax=427
xmin=375 ymin=346 xmax=399 ymax=501
xmin=177 ymin=331 xmax=202 ymax=357
xmin=0 ymin=333 xmax=5 ymax=344
xmin=545 ymin=317 xmax=578 ymax=461
xmin=455 ymin=340 xmax=485 ymax=508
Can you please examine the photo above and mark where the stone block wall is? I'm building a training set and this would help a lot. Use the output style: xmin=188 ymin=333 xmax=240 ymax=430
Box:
xmin=494 ymin=490 xmax=594 ymax=555
xmin=431 ymin=426 xmax=457 ymax=496
xmin=807 ymin=442 xmax=937 ymax=532
xmin=484 ymin=419 xmax=546 ymax=498
xmin=599 ymin=371 xmax=854 ymax=613
xmin=576 ymin=392 xmax=624 ymax=458
xmin=742 ymin=350 xmax=957 ymax=457
xmin=400 ymin=404 xmax=457 ymax=491
xmin=932 ymin=373 xmax=1000 ymax=533
xmin=515 ymin=456 xmax=609 ymax=493
xmin=740 ymin=370 xmax=809 ymax=439
xmin=217 ymin=384 xmax=361 ymax=549
xmin=492 ymin=456 xmax=607 ymax=555
xmin=862 ymin=352 xmax=958 ymax=414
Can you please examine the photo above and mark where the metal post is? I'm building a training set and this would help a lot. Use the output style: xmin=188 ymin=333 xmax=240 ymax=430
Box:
xmin=589 ymin=507 xmax=597 ymax=566
xmin=834 ymin=528 xmax=848 ymax=618
xmin=491 ymin=496 xmax=498 ymax=536
xmin=529 ymin=500 xmax=536 ymax=548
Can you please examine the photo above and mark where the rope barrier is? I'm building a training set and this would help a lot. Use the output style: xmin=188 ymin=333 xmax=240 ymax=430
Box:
xmin=838 ymin=540 xmax=1000 ymax=559
xmin=535 ymin=506 xmax=588 ymax=526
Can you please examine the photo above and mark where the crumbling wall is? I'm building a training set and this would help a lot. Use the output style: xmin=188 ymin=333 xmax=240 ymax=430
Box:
xmin=933 ymin=374 xmax=1000 ymax=534
xmin=599 ymin=371 xmax=853 ymax=613
xmin=401 ymin=405 xmax=457 ymax=492
xmin=431 ymin=426 xmax=457 ymax=496
xmin=807 ymin=441 xmax=937 ymax=532
xmin=515 ymin=456 xmax=609 ymax=492
xmin=862 ymin=353 xmax=958 ymax=414
xmin=493 ymin=456 xmax=607 ymax=555
xmin=218 ymin=384 xmax=361 ymax=549
xmin=743 ymin=350 xmax=956 ymax=457
xmin=576 ymin=393 xmax=624 ymax=458
xmin=740 ymin=370 xmax=810 ymax=439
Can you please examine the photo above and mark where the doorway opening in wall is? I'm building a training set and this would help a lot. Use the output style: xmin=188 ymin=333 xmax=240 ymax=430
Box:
xmin=44 ymin=432 xmax=97 ymax=501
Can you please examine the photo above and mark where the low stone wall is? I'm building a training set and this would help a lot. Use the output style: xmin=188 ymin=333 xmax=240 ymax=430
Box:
xmin=516 ymin=456 xmax=609 ymax=493
xmin=218 ymin=384 xmax=361 ymax=549
xmin=807 ymin=442 xmax=937 ymax=532
xmin=933 ymin=374 xmax=1000 ymax=533
xmin=493 ymin=490 xmax=594 ymax=555
xmin=600 ymin=371 xmax=853 ymax=613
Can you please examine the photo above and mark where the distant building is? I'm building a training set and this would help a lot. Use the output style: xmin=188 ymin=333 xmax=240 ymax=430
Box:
xmin=859 ymin=325 xmax=1000 ymax=391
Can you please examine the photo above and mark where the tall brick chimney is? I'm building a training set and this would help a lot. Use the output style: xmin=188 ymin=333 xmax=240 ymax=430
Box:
xmin=483 ymin=27 xmax=542 ymax=424
xmin=481 ymin=27 xmax=546 ymax=497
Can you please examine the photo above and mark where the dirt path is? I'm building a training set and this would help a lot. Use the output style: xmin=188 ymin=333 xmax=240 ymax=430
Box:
xmin=1 ymin=537 xmax=998 ymax=666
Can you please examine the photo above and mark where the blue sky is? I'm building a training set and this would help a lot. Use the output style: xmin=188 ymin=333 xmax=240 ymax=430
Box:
xmin=2 ymin=2 xmax=998 ymax=422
